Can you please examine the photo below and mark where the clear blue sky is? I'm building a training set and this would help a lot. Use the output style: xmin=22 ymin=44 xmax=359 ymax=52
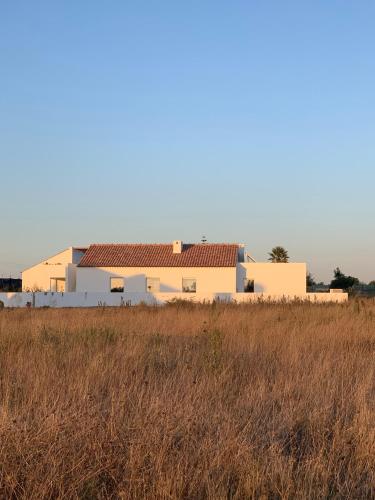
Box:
xmin=1 ymin=1 xmax=374 ymax=282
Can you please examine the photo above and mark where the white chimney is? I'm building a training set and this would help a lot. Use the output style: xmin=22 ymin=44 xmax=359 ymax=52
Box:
xmin=173 ymin=240 xmax=183 ymax=254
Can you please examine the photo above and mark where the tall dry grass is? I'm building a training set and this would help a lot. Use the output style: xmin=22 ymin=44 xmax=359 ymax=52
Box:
xmin=0 ymin=301 xmax=374 ymax=499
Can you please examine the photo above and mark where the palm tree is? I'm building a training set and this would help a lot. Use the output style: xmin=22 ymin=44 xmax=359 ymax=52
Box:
xmin=268 ymin=246 xmax=289 ymax=263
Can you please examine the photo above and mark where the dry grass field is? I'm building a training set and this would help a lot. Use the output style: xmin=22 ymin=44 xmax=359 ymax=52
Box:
xmin=0 ymin=301 xmax=374 ymax=499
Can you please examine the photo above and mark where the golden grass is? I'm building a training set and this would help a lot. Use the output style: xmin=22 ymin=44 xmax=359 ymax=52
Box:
xmin=0 ymin=301 xmax=374 ymax=499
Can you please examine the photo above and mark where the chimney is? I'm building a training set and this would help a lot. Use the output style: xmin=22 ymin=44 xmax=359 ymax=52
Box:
xmin=173 ymin=240 xmax=183 ymax=254
xmin=238 ymin=244 xmax=245 ymax=262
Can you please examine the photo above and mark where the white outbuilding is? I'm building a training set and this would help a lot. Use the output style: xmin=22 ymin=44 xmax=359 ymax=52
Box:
xmin=22 ymin=247 xmax=87 ymax=292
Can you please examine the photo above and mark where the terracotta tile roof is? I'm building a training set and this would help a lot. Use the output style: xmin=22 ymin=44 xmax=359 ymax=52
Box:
xmin=78 ymin=243 xmax=239 ymax=268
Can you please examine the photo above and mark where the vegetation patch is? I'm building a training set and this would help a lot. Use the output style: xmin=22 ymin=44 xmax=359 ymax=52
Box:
xmin=0 ymin=302 xmax=374 ymax=498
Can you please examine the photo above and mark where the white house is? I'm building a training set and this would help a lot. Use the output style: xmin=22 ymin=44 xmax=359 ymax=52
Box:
xmin=22 ymin=240 xmax=307 ymax=296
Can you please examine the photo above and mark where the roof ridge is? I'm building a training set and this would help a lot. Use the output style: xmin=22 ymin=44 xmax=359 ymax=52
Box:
xmin=89 ymin=243 xmax=239 ymax=246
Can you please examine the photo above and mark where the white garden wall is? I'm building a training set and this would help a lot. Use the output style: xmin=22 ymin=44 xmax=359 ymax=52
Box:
xmin=0 ymin=291 xmax=348 ymax=308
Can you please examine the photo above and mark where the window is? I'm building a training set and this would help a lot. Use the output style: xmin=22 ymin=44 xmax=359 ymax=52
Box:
xmin=146 ymin=277 xmax=160 ymax=293
xmin=110 ymin=277 xmax=124 ymax=293
xmin=50 ymin=278 xmax=65 ymax=292
xmin=243 ymin=278 xmax=254 ymax=293
xmin=182 ymin=278 xmax=196 ymax=293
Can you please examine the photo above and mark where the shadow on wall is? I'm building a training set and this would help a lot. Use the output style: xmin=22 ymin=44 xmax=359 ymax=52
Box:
xmin=236 ymin=265 xmax=265 ymax=293
xmin=76 ymin=269 xmax=180 ymax=293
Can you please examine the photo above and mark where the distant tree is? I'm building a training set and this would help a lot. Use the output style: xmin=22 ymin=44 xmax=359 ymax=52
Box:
xmin=0 ymin=278 xmax=22 ymax=292
xmin=369 ymin=280 xmax=375 ymax=287
xmin=268 ymin=246 xmax=289 ymax=263
xmin=329 ymin=267 xmax=359 ymax=291
xmin=306 ymin=272 xmax=316 ymax=289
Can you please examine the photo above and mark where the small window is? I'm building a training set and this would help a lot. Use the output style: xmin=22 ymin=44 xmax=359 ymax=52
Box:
xmin=243 ymin=278 xmax=254 ymax=293
xmin=146 ymin=277 xmax=160 ymax=292
xmin=110 ymin=277 xmax=124 ymax=293
xmin=182 ymin=278 xmax=196 ymax=293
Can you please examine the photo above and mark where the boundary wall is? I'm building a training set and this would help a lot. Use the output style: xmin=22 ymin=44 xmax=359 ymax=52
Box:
xmin=0 ymin=291 xmax=348 ymax=308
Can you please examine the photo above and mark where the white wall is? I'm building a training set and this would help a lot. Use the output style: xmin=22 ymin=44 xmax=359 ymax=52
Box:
xmin=0 ymin=291 xmax=348 ymax=308
xmin=76 ymin=266 xmax=237 ymax=293
xmin=66 ymin=264 xmax=78 ymax=292
xmin=22 ymin=264 xmax=67 ymax=291
xmin=76 ymin=263 xmax=306 ymax=295
xmin=237 ymin=263 xmax=307 ymax=295
xmin=0 ymin=292 xmax=34 ymax=307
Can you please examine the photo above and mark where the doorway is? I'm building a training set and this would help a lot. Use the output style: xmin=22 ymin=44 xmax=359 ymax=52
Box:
xmin=50 ymin=278 xmax=66 ymax=292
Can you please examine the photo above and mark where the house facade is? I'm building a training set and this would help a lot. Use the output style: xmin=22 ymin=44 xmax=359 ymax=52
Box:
xmin=22 ymin=240 xmax=307 ymax=297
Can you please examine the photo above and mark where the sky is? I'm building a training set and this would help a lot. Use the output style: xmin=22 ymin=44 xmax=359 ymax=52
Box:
xmin=1 ymin=1 xmax=374 ymax=283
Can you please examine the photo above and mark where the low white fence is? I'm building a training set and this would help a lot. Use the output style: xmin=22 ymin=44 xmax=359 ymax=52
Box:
xmin=0 ymin=291 xmax=348 ymax=308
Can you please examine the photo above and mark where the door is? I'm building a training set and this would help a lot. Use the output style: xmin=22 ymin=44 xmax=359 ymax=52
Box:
xmin=50 ymin=278 xmax=66 ymax=292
